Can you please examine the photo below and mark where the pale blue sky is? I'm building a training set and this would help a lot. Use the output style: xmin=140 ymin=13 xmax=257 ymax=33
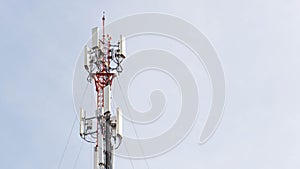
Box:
xmin=1 ymin=0 xmax=300 ymax=169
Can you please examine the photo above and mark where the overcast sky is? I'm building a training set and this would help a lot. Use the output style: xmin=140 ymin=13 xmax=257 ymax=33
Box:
xmin=1 ymin=0 xmax=300 ymax=169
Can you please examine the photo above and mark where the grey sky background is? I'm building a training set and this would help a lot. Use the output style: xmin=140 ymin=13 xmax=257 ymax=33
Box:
xmin=1 ymin=0 xmax=300 ymax=169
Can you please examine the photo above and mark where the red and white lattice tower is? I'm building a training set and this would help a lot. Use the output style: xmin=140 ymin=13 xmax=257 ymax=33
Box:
xmin=79 ymin=13 xmax=126 ymax=169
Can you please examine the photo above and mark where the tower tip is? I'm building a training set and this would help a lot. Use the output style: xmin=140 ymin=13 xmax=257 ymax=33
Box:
xmin=102 ymin=11 xmax=105 ymax=20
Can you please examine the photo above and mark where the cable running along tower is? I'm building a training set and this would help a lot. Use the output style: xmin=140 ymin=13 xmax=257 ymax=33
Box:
xmin=80 ymin=13 xmax=126 ymax=169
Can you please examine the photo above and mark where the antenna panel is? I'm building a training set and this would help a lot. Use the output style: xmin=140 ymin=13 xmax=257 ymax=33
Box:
xmin=104 ymin=85 xmax=111 ymax=113
xmin=84 ymin=45 xmax=90 ymax=71
xmin=120 ymin=35 xmax=126 ymax=58
xmin=116 ymin=107 xmax=123 ymax=137
xmin=80 ymin=108 xmax=85 ymax=136
xmin=92 ymin=27 xmax=99 ymax=49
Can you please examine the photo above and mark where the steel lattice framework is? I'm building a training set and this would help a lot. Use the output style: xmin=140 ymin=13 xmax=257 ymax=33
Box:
xmin=79 ymin=13 xmax=125 ymax=169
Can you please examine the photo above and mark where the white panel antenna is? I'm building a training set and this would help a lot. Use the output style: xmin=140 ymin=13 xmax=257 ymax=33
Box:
xmin=80 ymin=108 xmax=85 ymax=136
xmin=104 ymin=85 xmax=111 ymax=113
xmin=120 ymin=35 xmax=126 ymax=58
xmin=92 ymin=27 xmax=99 ymax=49
xmin=84 ymin=45 xmax=90 ymax=71
xmin=116 ymin=107 xmax=123 ymax=138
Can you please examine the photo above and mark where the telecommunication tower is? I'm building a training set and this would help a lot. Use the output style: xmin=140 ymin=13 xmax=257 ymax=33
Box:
xmin=79 ymin=13 xmax=126 ymax=169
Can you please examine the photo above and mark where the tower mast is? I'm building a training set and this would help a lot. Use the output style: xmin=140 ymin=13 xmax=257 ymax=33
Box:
xmin=80 ymin=13 xmax=126 ymax=169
